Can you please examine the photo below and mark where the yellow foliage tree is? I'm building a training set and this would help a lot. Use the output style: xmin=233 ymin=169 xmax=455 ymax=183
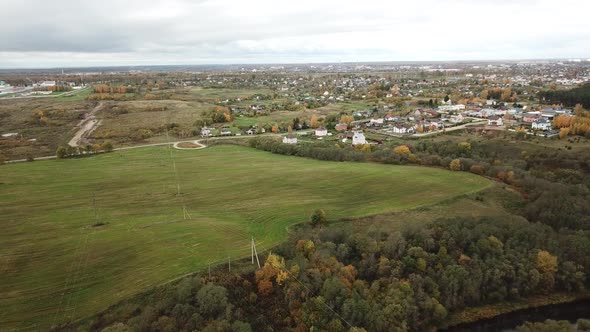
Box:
xmin=393 ymin=145 xmax=411 ymax=156
xmin=256 ymin=253 xmax=289 ymax=286
xmin=536 ymin=250 xmax=558 ymax=274
xmin=310 ymin=114 xmax=319 ymax=128
xmin=339 ymin=115 xmax=354 ymax=125
xmin=458 ymin=141 xmax=471 ymax=151
xmin=450 ymin=159 xmax=461 ymax=171
xmin=559 ymin=127 xmax=570 ymax=139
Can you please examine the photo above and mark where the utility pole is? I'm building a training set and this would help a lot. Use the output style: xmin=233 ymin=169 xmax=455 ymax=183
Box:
xmin=92 ymin=193 xmax=98 ymax=224
xmin=251 ymin=237 xmax=261 ymax=268
xmin=228 ymin=256 xmax=231 ymax=272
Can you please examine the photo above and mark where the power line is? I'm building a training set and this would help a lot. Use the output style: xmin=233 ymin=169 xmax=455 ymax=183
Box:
xmin=255 ymin=240 xmax=353 ymax=329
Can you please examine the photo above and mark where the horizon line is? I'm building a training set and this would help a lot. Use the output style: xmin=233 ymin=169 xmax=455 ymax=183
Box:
xmin=1 ymin=57 xmax=590 ymax=71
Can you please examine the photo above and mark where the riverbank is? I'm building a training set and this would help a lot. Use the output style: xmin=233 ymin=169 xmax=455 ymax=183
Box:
xmin=440 ymin=292 xmax=590 ymax=331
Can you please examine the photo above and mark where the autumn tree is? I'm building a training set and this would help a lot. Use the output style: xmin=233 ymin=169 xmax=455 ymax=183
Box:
xmin=449 ymin=159 xmax=461 ymax=171
xmin=310 ymin=209 xmax=327 ymax=227
xmin=393 ymin=145 xmax=411 ymax=157
xmin=310 ymin=114 xmax=319 ymax=128
xmin=255 ymin=254 xmax=289 ymax=296
xmin=56 ymin=146 xmax=67 ymax=159
xmin=537 ymin=250 xmax=558 ymax=292
xmin=339 ymin=115 xmax=354 ymax=126
xmin=101 ymin=141 xmax=114 ymax=152
xmin=559 ymin=127 xmax=571 ymax=139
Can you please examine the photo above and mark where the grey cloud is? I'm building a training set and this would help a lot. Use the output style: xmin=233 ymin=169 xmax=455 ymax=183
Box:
xmin=0 ymin=0 xmax=589 ymax=68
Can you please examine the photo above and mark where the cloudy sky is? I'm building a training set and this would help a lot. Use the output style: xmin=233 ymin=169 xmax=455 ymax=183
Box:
xmin=1 ymin=0 xmax=589 ymax=68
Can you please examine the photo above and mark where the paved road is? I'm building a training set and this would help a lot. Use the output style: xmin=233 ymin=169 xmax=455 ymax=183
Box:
xmin=0 ymin=87 xmax=89 ymax=100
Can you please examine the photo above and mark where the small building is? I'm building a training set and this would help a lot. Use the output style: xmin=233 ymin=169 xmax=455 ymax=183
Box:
xmin=200 ymin=127 xmax=212 ymax=137
xmin=523 ymin=114 xmax=540 ymax=123
xmin=315 ymin=127 xmax=328 ymax=137
xmin=449 ymin=114 xmax=464 ymax=124
xmin=220 ymin=128 xmax=232 ymax=136
xmin=369 ymin=118 xmax=384 ymax=127
xmin=335 ymin=123 xmax=348 ymax=132
xmin=532 ymin=118 xmax=552 ymax=131
xmin=282 ymin=134 xmax=298 ymax=144
xmin=246 ymin=129 xmax=255 ymax=135
xmin=352 ymin=131 xmax=367 ymax=145
xmin=487 ymin=116 xmax=503 ymax=127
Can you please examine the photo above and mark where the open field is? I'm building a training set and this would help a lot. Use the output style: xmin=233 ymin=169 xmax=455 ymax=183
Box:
xmin=171 ymin=87 xmax=275 ymax=103
xmin=89 ymin=100 xmax=213 ymax=146
xmin=0 ymin=145 xmax=491 ymax=330
xmin=0 ymin=99 xmax=92 ymax=160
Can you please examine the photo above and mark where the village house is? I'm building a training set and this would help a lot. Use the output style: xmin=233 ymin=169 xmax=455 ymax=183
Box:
xmin=532 ymin=118 xmax=552 ymax=131
xmin=449 ymin=114 xmax=464 ymax=124
xmin=369 ymin=118 xmax=384 ymax=127
xmin=352 ymin=131 xmax=367 ymax=145
xmin=391 ymin=124 xmax=416 ymax=134
xmin=487 ymin=116 xmax=503 ymax=127
xmin=315 ymin=127 xmax=328 ymax=137
xmin=384 ymin=114 xmax=398 ymax=122
xmin=437 ymin=104 xmax=466 ymax=112
xmin=200 ymin=127 xmax=212 ymax=137
xmin=220 ymin=128 xmax=232 ymax=136
xmin=523 ymin=113 xmax=541 ymax=123
xmin=282 ymin=134 xmax=298 ymax=144
xmin=335 ymin=123 xmax=348 ymax=132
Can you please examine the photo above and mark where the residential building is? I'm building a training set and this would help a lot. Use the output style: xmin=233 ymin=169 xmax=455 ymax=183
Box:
xmin=352 ymin=131 xmax=367 ymax=145
xmin=315 ymin=127 xmax=328 ymax=137
xmin=532 ymin=118 xmax=552 ymax=131
xmin=282 ymin=134 xmax=297 ymax=144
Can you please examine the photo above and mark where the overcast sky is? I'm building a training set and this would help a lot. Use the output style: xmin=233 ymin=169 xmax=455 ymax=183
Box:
xmin=1 ymin=0 xmax=589 ymax=68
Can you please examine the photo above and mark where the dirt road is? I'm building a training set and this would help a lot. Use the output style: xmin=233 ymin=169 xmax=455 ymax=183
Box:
xmin=68 ymin=102 xmax=104 ymax=147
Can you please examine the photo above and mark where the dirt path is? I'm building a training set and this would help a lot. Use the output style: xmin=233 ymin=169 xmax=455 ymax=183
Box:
xmin=68 ymin=102 xmax=104 ymax=147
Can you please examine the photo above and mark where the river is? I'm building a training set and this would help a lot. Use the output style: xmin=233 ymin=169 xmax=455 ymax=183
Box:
xmin=441 ymin=299 xmax=590 ymax=332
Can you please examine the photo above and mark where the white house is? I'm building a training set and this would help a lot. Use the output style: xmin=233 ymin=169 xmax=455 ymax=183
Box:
xmin=438 ymin=104 xmax=466 ymax=112
xmin=315 ymin=127 xmax=328 ymax=137
xmin=369 ymin=118 xmax=384 ymax=126
xmin=449 ymin=114 xmax=464 ymax=124
xmin=200 ymin=127 xmax=212 ymax=137
xmin=391 ymin=125 xmax=415 ymax=134
xmin=487 ymin=116 xmax=503 ymax=127
xmin=532 ymin=118 xmax=552 ymax=131
xmin=352 ymin=131 xmax=367 ymax=145
xmin=40 ymin=81 xmax=56 ymax=87
xmin=282 ymin=134 xmax=298 ymax=144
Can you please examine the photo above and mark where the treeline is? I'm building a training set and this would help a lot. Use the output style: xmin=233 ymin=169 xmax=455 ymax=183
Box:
xmin=553 ymin=104 xmax=590 ymax=138
xmin=86 ymin=216 xmax=590 ymax=332
xmin=33 ymin=85 xmax=72 ymax=92
xmin=94 ymin=84 xmax=136 ymax=94
xmin=56 ymin=142 xmax=113 ymax=159
xmin=249 ymin=136 xmax=590 ymax=230
xmin=538 ymin=84 xmax=590 ymax=108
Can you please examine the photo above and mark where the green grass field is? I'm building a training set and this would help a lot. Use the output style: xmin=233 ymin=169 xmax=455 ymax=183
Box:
xmin=0 ymin=145 xmax=491 ymax=330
